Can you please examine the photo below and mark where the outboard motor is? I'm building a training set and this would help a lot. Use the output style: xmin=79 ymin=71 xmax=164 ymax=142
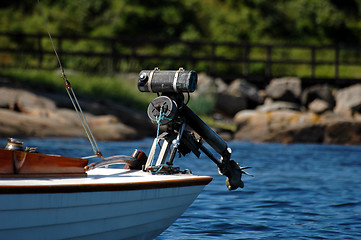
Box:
xmin=138 ymin=68 xmax=250 ymax=190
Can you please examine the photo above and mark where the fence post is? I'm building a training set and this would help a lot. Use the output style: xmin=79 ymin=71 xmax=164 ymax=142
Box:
xmin=210 ymin=43 xmax=216 ymax=75
xmin=57 ymin=36 xmax=62 ymax=54
xmin=188 ymin=42 xmax=195 ymax=70
xmin=130 ymin=40 xmax=137 ymax=71
xmin=311 ymin=46 xmax=316 ymax=79
xmin=243 ymin=45 xmax=250 ymax=77
xmin=265 ymin=45 xmax=272 ymax=78
xmin=335 ymin=45 xmax=339 ymax=80
xmin=37 ymin=34 xmax=43 ymax=68
xmin=111 ymin=39 xmax=117 ymax=73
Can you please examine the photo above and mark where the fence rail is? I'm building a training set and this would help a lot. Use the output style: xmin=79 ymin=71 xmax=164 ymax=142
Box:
xmin=1 ymin=32 xmax=361 ymax=87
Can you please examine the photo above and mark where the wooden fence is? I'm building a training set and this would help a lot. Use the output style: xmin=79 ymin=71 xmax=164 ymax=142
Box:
xmin=1 ymin=32 xmax=361 ymax=87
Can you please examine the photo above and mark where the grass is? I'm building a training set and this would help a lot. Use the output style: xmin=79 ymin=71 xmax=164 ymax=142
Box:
xmin=0 ymin=68 xmax=155 ymax=110
xmin=0 ymin=68 xmax=243 ymax=132
xmin=0 ymin=68 xmax=217 ymax=116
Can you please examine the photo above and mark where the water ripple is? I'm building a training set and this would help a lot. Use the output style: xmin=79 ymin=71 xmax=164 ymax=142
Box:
xmin=3 ymin=138 xmax=359 ymax=240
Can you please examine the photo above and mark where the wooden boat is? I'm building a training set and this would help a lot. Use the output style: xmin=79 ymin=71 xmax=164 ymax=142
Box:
xmin=0 ymin=149 xmax=211 ymax=239
xmin=0 ymin=68 xmax=250 ymax=239
xmin=0 ymin=138 xmax=213 ymax=239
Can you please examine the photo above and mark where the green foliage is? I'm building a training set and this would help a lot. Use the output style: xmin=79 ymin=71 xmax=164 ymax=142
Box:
xmin=1 ymin=0 xmax=361 ymax=45
xmin=187 ymin=92 xmax=215 ymax=116
xmin=1 ymin=0 xmax=361 ymax=81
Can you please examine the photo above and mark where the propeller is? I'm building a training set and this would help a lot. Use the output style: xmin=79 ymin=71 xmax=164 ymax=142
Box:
xmin=219 ymin=159 xmax=252 ymax=190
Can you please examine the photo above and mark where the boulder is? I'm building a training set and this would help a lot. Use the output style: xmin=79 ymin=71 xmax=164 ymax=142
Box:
xmin=301 ymin=84 xmax=335 ymax=109
xmin=214 ymin=78 xmax=228 ymax=93
xmin=195 ymin=72 xmax=216 ymax=95
xmin=0 ymin=87 xmax=57 ymax=115
xmin=216 ymin=79 xmax=261 ymax=116
xmin=234 ymin=110 xmax=258 ymax=125
xmin=0 ymin=84 xmax=151 ymax=141
xmin=324 ymin=121 xmax=361 ymax=145
xmin=216 ymin=93 xmax=247 ymax=116
xmin=308 ymin=99 xmax=331 ymax=114
xmin=92 ymin=123 xmax=138 ymax=141
xmin=234 ymin=110 xmax=326 ymax=143
xmin=48 ymin=109 xmax=85 ymax=127
xmin=227 ymin=79 xmax=261 ymax=104
xmin=233 ymin=110 xmax=268 ymax=141
xmin=0 ymin=88 xmax=17 ymax=108
xmin=266 ymin=77 xmax=302 ymax=103
xmin=0 ymin=108 xmax=83 ymax=138
xmin=256 ymin=101 xmax=301 ymax=112
xmin=264 ymin=124 xmax=325 ymax=144
xmin=88 ymin=115 xmax=118 ymax=128
xmin=334 ymin=84 xmax=361 ymax=118
xmin=234 ymin=110 xmax=303 ymax=141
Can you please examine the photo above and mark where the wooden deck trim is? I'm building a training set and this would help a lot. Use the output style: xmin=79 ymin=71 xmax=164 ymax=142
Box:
xmin=0 ymin=173 xmax=87 ymax=178
xmin=0 ymin=176 xmax=213 ymax=194
xmin=0 ymin=149 xmax=88 ymax=175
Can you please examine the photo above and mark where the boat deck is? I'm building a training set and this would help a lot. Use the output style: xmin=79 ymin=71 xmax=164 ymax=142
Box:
xmin=0 ymin=168 xmax=213 ymax=193
xmin=0 ymin=168 xmax=213 ymax=239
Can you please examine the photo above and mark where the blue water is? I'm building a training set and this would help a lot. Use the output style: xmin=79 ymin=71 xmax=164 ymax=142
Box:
xmin=2 ymin=138 xmax=360 ymax=240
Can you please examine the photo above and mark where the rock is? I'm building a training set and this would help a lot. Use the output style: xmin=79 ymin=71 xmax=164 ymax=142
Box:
xmin=301 ymin=84 xmax=335 ymax=109
xmin=216 ymin=79 xmax=261 ymax=116
xmin=308 ymin=99 xmax=331 ymax=114
xmin=266 ymin=77 xmax=302 ymax=103
xmin=214 ymin=78 xmax=228 ymax=93
xmin=0 ymin=87 xmax=57 ymax=115
xmin=0 ymin=83 xmax=151 ymax=141
xmin=48 ymin=109 xmax=85 ymax=127
xmin=234 ymin=110 xmax=257 ymax=124
xmin=324 ymin=121 xmax=361 ymax=145
xmin=233 ymin=110 xmax=326 ymax=142
xmin=76 ymin=99 xmax=155 ymax=138
xmin=0 ymin=106 xmax=145 ymax=140
xmin=234 ymin=110 xmax=300 ymax=141
xmin=215 ymin=78 xmax=246 ymax=116
xmin=92 ymin=123 xmax=138 ymax=141
xmin=216 ymin=93 xmax=247 ymax=116
xmin=88 ymin=115 xmax=118 ymax=128
xmin=227 ymin=79 xmax=261 ymax=104
xmin=256 ymin=101 xmax=301 ymax=112
xmin=234 ymin=111 xmax=268 ymax=141
xmin=258 ymin=89 xmax=267 ymax=102
xmin=355 ymin=112 xmax=361 ymax=121
xmin=0 ymin=88 xmax=17 ymax=108
xmin=334 ymin=84 xmax=361 ymax=118
xmin=195 ymin=72 xmax=216 ymax=94
xmin=0 ymin=108 xmax=83 ymax=138
xmin=233 ymin=106 xmax=361 ymax=144
xmin=264 ymin=124 xmax=325 ymax=144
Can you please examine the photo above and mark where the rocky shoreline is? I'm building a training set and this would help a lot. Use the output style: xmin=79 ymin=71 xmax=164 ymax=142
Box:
xmin=210 ymin=75 xmax=361 ymax=145
xmin=0 ymin=77 xmax=155 ymax=141
xmin=1 ymin=75 xmax=361 ymax=145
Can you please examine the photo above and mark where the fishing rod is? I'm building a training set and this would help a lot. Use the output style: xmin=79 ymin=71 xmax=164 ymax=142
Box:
xmin=37 ymin=0 xmax=103 ymax=159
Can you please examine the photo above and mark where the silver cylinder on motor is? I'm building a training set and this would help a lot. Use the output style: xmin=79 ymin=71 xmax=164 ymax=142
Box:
xmin=137 ymin=68 xmax=197 ymax=93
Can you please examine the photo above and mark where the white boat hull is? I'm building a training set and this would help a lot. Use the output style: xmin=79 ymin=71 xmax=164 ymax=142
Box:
xmin=0 ymin=168 xmax=212 ymax=240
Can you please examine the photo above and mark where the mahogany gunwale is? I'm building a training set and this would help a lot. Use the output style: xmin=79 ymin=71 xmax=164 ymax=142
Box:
xmin=0 ymin=176 xmax=213 ymax=194
xmin=0 ymin=149 xmax=88 ymax=177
